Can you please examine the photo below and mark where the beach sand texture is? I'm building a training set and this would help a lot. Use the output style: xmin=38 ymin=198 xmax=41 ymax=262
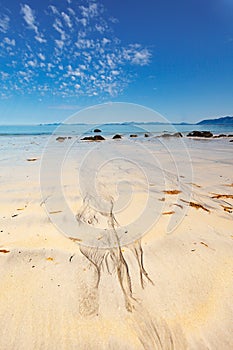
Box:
xmin=0 ymin=136 xmax=233 ymax=349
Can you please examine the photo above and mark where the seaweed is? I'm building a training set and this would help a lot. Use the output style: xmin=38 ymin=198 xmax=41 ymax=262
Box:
xmin=163 ymin=190 xmax=181 ymax=195
xmin=180 ymin=199 xmax=210 ymax=212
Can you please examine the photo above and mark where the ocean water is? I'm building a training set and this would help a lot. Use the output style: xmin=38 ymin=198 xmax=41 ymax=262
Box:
xmin=0 ymin=123 xmax=233 ymax=137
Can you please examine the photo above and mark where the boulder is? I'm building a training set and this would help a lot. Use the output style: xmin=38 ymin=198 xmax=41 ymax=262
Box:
xmin=81 ymin=135 xmax=105 ymax=141
xmin=187 ymin=131 xmax=213 ymax=138
xmin=130 ymin=134 xmax=138 ymax=138
xmin=93 ymin=128 xmax=101 ymax=133
xmin=56 ymin=136 xmax=67 ymax=142
xmin=112 ymin=134 xmax=122 ymax=139
xmin=144 ymin=133 xmax=149 ymax=137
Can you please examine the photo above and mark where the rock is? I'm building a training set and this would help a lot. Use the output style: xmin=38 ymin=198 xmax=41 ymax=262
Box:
xmin=230 ymin=140 xmax=233 ymax=142
xmin=56 ymin=136 xmax=67 ymax=142
xmin=144 ymin=133 xmax=149 ymax=137
xmin=174 ymin=132 xmax=183 ymax=137
xmin=81 ymin=135 xmax=105 ymax=141
xmin=27 ymin=158 xmax=38 ymax=162
xmin=213 ymin=134 xmax=226 ymax=138
xmin=160 ymin=132 xmax=183 ymax=138
xmin=130 ymin=134 xmax=138 ymax=138
xmin=93 ymin=128 xmax=101 ymax=133
xmin=227 ymin=134 xmax=233 ymax=137
xmin=112 ymin=134 xmax=122 ymax=139
xmin=187 ymin=131 xmax=213 ymax=138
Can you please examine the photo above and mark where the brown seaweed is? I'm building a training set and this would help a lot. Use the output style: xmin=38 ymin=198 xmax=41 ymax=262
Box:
xmin=163 ymin=190 xmax=181 ymax=195
xmin=180 ymin=199 xmax=210 ymax=212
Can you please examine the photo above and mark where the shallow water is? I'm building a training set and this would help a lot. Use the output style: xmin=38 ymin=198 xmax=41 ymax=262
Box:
xmin=0 ymin=122 xmax=233 ymax=137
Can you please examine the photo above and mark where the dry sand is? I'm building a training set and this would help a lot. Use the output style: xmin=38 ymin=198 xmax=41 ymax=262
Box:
xmin=0 ymin=135 xmax=233 ymax=349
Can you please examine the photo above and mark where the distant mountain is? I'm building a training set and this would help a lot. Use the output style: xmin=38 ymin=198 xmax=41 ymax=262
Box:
xmin=197 ymin=116 xmax=233 ymax=125
xmin=121 ymin=121 xmax=192 ymax=125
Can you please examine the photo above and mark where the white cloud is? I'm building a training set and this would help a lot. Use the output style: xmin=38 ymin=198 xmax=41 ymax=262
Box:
xmin=4 ymin=37 xmax=15 ymax=46
xmin=1 ymin=71 xmax=10 ymax=79
xmin=38 ymin=53 xmax=45 ymax=60
xmin=55 ymin=39 xmax=64 ymax=49
xmin=47 ymin=63 xmax=54 ymax=71
xmin=27 ymin=60 xmax=37 ymax=67
xmin=21 ymin=4 xmax=38 ymax=32
xmin=106 ymin=54 xmax=116 ymax=69
xmin=79 ymin=18 xmax=87 ymax=27
xmin=79 ymin=3 xmax=98 ymax=19
xmin=79 ymin=64 xmax=86 ymax=70
xmin=112 ymin=70 xmax=120 ymax=75
xmin=67 ymin=8 xmax=75 ymax=16
xmin=1 ymin=0 xmax=152 ymax=100
xmin=95 ymin=24 xmax=106 ymax=34
xmin=35 ymin=35 xmax=46 ymax=43
xmin=21 ymin=4 xmax=46 ymax=43
xmin=49 ymin=5 xmax=59 ymax=15
xmin=109 ymin=17 xmax=118 ymax=24
xmin=53 ymin=19 xmax=66 ymax=41
xmin=61 ymin=12 xmax=72 ymax=28
xmin=131 ymin=49 xmax=151 ymax=66
xmin=0 ymin=15 xmax=10 ymax=33
xmin=123 ymin=46 xmax=151 ymax=66
xmin=102 ymin=38 xmax=111 ymax=45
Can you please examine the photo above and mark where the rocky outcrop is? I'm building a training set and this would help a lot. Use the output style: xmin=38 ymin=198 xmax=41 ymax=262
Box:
xmin=93 ymin=128 xmax=101 ymax=133
xmin=81 ymin=135 xmax=105 ymax=141
xmin=187 ymin=131 xmax=213 ymax=138
xmin=159 ymin=132 xmax=183 ymax=138
xmin=213 ymin=134 xmax=227 ymax=138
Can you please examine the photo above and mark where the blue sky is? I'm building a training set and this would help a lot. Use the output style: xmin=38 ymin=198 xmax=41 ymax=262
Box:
xmin=0 ymin=0 xmax=232 ymax=124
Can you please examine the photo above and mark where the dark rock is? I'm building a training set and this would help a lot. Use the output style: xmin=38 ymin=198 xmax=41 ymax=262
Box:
xmin=187 ymin=131 xmax=213 ymax=138
xmin=160 ymin=133 xmax=172 ymax=137
xmin=144 ymin=133 xmax=149 ymax=137
xmin=56 ymin=136 xmax=67 ymax=142
xmin=230 ymin=140 xmax=233 ymax=142
xmin=81 ymin=135 xmax=105 ymax=141
xmin=93 ymin=128 xmax=102 ymax=133
xmin=227 ymin=134 xmax=233 ymax=137
xmin=112 ymin=134 xmax=122 ymax=139
xmin=213 ymin=134 xmax=227 ymax=138
xmin=160 ymin=132 xmax=183 ymax=138
xmin=130 ymin=134 xmax=138 ymax=138
xmin=173 ymin=132 xmax=183 ymax=137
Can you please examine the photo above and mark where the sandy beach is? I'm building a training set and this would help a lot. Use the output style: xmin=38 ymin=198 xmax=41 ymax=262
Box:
xmin=0 ymin=135 xmax=233 ymax=349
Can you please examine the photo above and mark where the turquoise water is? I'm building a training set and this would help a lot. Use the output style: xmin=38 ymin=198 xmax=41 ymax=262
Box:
xmin=0 ymin=123 xmax=233 ymax=136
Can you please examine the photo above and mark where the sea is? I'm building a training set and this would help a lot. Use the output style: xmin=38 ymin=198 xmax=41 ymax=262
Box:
xmin=0 ymin=123 xmax=233 ymax=137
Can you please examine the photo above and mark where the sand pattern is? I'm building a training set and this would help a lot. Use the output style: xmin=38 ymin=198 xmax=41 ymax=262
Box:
xmin=0 ymin=136 xmax=233 ymax=349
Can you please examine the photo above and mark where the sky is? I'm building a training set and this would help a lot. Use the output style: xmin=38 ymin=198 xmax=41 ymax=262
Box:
xmin=0 ymin=0 xmax=233 ymax=124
